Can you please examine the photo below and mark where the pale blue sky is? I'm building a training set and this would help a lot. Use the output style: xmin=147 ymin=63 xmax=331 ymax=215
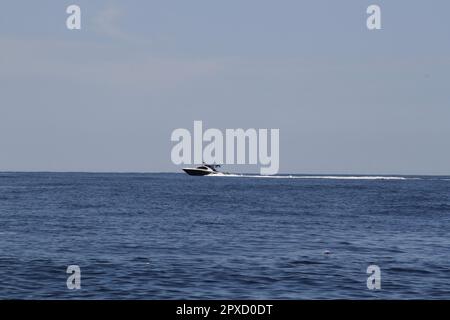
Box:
xmin=1 ymin=1 xmax=449 ymax=174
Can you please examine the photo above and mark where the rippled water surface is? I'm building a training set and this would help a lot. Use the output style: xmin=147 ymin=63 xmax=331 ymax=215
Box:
xmin=0 ymin=172 xmax=449 ymax=299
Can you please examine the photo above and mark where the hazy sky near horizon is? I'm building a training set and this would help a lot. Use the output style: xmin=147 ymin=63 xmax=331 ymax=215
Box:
xmin=1 ymin=0 xmax=450 ymax=174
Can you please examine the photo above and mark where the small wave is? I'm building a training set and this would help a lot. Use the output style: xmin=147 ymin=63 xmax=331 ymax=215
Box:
xmin=0 ymin=232 xmax=17 ymax=236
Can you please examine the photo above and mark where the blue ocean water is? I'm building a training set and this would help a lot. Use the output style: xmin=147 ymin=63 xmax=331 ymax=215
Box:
xmin=0 ymin=172 xmax=449 ymax=299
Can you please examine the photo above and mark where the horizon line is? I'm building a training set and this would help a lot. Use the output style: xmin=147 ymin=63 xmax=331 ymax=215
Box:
xmin=0 ymin=170 xmax=448 ymax=177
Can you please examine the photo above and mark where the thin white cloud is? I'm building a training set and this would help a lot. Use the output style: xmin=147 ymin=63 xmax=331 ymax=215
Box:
xmin=92 ymin=4 xmax=134 ymax=42
xmin=0 ymin=36 xmax=224 ymax=92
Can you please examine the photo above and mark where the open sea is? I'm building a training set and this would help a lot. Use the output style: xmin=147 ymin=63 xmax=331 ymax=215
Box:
xmin=0 ymin=172 xmax=449 ymax=299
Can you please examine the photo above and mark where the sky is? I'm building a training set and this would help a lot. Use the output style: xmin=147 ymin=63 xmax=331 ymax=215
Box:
xmin=0 ymin=0 xmax=449 ymax=174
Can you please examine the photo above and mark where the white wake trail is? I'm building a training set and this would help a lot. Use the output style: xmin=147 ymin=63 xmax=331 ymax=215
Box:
xmin=208 ymin=174 xmax=410 ymax=180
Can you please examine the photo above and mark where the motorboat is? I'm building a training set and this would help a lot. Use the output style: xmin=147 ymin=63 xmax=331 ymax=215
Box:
xmin=182 ymin=163 xmax=222 ymax=176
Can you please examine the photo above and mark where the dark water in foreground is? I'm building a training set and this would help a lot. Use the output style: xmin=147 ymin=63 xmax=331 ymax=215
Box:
xmin=0 ymin=172 xmax=449 ymax=299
